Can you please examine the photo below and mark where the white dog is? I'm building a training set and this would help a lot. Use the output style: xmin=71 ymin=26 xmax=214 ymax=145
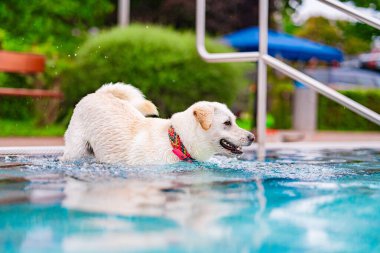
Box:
xmin=63 ymin=83 xmax=254 ymax=165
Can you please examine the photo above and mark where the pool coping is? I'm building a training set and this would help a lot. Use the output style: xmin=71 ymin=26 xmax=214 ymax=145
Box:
xmin=245 ymin=141 xmax=380 ymax=151
xmin=0 ymin=146 xmax=64 ymax=155
xmin=0 ymin=141 xmax=379 ymax=155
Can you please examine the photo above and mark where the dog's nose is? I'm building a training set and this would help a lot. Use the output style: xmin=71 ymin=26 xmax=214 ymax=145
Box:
xmin=247 ymin=133 xmax=255 ymax=144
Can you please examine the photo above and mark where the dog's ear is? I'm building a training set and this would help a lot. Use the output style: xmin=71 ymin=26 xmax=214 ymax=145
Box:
xmin=193 ymin=105 xmax=214 ymax=130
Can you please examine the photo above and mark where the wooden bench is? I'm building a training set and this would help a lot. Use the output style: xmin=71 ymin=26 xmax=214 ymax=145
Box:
xmin=0 ymin=50 xmax=63 ymax=98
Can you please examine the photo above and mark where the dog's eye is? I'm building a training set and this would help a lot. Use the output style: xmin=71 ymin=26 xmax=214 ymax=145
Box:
xmin=223 ymin=120 xmax=231 ymax=126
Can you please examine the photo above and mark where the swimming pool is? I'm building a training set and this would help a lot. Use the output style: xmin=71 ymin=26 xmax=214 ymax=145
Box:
xmin=1 ymin=148 xmax=379 ymax=253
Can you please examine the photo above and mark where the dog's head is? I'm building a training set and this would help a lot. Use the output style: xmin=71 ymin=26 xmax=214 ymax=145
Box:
xmin=172 ymin=101 xmax=255 ymax=160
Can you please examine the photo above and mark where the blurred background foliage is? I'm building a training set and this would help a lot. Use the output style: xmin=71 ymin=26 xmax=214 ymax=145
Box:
xmin=0 ymin=0 xmax=379 ymax=135
xmin=0 ymin=0 xmax=115 ymax=133
xmin=292 ymin=17 xmax=371 ymax=55
xmin=61 ymin=25 xmax=249 ymax=118
xmin=282 ymin=0 xmax=380 ymax=55
xmin=318 ymin=89 xmax=380 ymax=131
xmin=0 ymin=0 xmax=114 ymax=52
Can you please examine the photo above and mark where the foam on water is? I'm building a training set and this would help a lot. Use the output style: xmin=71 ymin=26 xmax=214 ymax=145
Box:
xmin=0 ymin=148 xmax=380 ymax=253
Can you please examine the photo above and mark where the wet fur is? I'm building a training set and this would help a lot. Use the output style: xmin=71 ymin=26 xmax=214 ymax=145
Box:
xmin=63 ymin=83 xmax=253 ymax=165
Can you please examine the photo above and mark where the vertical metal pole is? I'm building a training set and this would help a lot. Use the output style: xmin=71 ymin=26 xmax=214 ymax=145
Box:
xmin=196 ymin=0 xmax=206 ymax=51
xmin=118 ymin=0 xmax=130 ymax=26
xmin=257 ymin=0 xmax=268 ymax=160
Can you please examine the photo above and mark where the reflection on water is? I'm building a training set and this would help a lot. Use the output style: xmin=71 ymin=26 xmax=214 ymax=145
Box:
xmin=0 ymin=148 xmax=380 ymax=252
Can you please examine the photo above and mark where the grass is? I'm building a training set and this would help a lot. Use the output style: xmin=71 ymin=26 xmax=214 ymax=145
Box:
xmin=0 ymin=119 xmax=65 ymax=137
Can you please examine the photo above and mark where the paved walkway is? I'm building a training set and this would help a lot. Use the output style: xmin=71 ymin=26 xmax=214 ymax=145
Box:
xmin=0 ymin=131 xmax=379 ymax=147
xmin=265 ymin=130 xmax=380 ymax=143
xmin=0 ymin=137 xmax=64 ymax=147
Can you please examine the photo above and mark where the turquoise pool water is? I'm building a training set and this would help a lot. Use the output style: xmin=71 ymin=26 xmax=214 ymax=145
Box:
xmin=1 ymin=148 xmax=379 ymax=253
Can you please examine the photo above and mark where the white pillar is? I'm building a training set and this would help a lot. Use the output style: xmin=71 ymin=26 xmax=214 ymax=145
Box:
xmin=293 ymin=85 xmax=318 ymax=132
xmin=118 ymin=0 xmax=130 ymax=26
xmin=257 ymin=0 xmax=269 ymax=160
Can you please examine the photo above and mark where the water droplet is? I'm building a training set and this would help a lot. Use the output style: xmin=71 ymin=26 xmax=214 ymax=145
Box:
xmin=146 ymin=25 xmax=149 ymax=29
xmin=74 ymin=53 xmax=77 ymax=57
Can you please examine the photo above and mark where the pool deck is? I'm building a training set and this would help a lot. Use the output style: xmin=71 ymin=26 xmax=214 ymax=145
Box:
xmin=264 ymin=130 xmax=380 ymax=143
xmin=0 ymin=137 xmax=64 ymax=147
xmin=0 ymin=130 xmax=379 ymax=155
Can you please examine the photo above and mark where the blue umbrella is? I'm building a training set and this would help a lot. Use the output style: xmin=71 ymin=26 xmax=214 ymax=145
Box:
xmin=223 ymin=27 xmax=343 ymax=62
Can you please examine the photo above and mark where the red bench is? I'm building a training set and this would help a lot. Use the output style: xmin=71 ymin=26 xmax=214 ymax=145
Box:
xmin=0 ymin=50 xmax=63 ymax=98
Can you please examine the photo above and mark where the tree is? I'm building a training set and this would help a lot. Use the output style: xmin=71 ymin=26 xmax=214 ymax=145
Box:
xmin=0 ymin=0 xmax=115 ymax=125
xmin=282 ymin=0 xmax=380 ymax=54
xmin=0 ymin=0 xmax=114 ymax=52
xmin=341 ymin=0 xmax=379 ymax=9
xmin=295 ymin=17 xmax=341 ymax=46
xmin=130 ymin=0 xmax=278 ymax=35
xmin=294 ymin=16 xmax=371 ymax=55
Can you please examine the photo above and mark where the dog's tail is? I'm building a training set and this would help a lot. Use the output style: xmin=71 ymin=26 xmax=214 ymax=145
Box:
xmin=96 ymin=82 xmax=159 ymax=117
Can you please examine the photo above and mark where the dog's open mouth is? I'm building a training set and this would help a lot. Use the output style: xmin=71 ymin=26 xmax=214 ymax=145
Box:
xmin=220 ymin=139 xmax=243 ymax=154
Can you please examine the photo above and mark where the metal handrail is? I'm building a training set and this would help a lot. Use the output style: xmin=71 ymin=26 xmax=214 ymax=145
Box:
xmin=196 ymin=0 xmax=267 ymax=157
xmin=196 ymin=0 xmax=380 ymax=159
xmin=263 ymin=55 xmax=380 ymax=125
xmin=196 ymin=0 xmax=260 ymax=63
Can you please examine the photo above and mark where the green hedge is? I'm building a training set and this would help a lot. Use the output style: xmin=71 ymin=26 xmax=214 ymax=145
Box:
xmin=0 ymin=0 xmax=114 ymax=125
xmin=270 ymin=88 xmax=380 ymax=131
xmin=62 ymin=24 xmax=249 ymax=117
xmin=269 ymin=81 xmax=293 ymax=129
xmin=0 ymin=73 xmax=35 ymax=120
xmin=318 ymin=89 xmax=380 ymax=131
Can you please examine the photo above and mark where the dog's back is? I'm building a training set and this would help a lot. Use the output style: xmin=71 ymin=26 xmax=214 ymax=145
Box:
xmin=62 ymin=83 xmax=158 ymax=162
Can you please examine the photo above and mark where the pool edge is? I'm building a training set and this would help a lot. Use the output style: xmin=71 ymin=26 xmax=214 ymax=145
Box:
xmin=1 ymin=141 xmax=379 ymax=155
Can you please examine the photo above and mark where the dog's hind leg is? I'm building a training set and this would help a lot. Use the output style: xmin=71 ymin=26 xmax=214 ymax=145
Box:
xmin=62 ymin=126 xmax=89 ymax=161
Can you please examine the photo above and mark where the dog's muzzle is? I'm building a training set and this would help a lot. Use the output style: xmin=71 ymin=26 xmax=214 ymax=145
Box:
xmin=220 ymin=139 xmax=243 ymax=154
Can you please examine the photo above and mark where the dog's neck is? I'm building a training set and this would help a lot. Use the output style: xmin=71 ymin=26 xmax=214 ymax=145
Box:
xmin=168 ymin=125 xmax=193 ymax=162
xmin=170 ymin=111 xmax=216 ymax=161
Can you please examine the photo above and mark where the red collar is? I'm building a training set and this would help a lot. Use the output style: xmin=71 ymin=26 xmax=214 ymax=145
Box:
xmin=168 ymin=126 xmax=194 ymax=162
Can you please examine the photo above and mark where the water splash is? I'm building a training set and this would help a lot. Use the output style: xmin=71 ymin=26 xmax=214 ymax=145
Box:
xmin=0 ymin=148 xmax=379 ymax=253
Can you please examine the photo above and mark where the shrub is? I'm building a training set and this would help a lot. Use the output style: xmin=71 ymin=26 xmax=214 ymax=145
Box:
xmin=62 ymin=24 xmax=249 ymax=117
xmin=0 ymin=0 xmax=114 ymax=53
xmin=0 ymin=0 xmax=114 ymax=125
xmin=0 ymin=73 xmax=35 ymax=121
xmin=318 ymin=89 xmax=380 ymax=131
xmin=270 ymin=88 xmax=380 ymax=131
xmin=268 ymin=80 xmax=294 ymax=129
xmin=0 ymin=97 xmax=34 ymax=121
